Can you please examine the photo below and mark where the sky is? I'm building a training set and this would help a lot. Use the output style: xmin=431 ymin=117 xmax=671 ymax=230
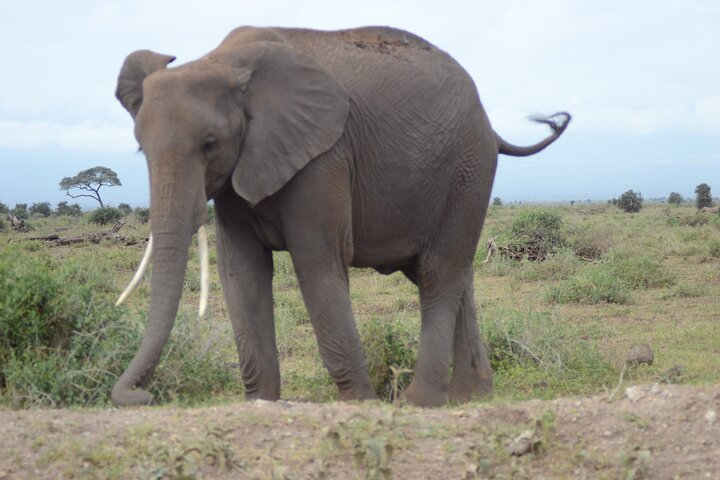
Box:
xmin=1 ymin=0 xmax=718 ymax=208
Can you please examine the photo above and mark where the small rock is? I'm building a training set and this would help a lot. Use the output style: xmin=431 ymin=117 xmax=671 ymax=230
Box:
xmin=626 ymin=344 xmax=654 ymax=366
xmin=650 ymin=383 xmax=662 ymax=395
xmin=509 ymin=430 xmax=540 ymax=456
xmin=705 ymin=410 xmax=717 ymax=425
xmin=625 ymin=386 xmax=645 ymax=403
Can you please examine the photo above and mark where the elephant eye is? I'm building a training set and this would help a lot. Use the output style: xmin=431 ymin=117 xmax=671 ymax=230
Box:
xmin=202 ymin=137 xmax=217 ymax=155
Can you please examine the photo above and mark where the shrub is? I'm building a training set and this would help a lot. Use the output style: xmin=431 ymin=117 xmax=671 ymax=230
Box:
xmin=567 ymin=225 xmax=610 ymax=261
xmin=709 ymin=239 xmax=720 ymax=258
xmin=492 ymin=197 xmax=502 ymax=206
xmin=56 ymin=201 xmax=83 ymax=217
xmin=0 ymin=202 xmax=8 ymax=213
xmin=514 ymin=249 xmax=581 ymax=282
xmin=606 ymin=255 xmax=675 ymax=288
xmin=29 ymin=201 xmax=53 ymax=217
xmin=695 ymin=183 xmax=712 ymax=210
xmin=89 ymin=207 xmax=123 ymax=226
xmin=678 ymin=214 xmax=709 ymax=227
xmin=480 ymin=308 xmax=616 ymax=398
xmin=0 ymin=245 xmax=239 ymax=407
xmin=134 ymin=207 xmax=150 ymax=224
xmin=118 ymin=203 xmax=132 ymax=215
xmin=11 ymin=203 xmax=29 ymax=220
xmin=546 ymin=266 xmax=631 ymax=304
xmin=667 ymin=192 xmax=683 ymax=205
xmin=506 ymin=210 xmax=563 ymax=260
xmin=0 ymin=216 xmax=5 ymax=231
xmin=617 ymin=190 xmax=643 ymax=213
xmin=360 ymin=316 xmax=417 ymax=400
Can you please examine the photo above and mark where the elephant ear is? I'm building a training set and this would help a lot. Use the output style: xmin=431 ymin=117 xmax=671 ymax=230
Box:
xmin=223 ymin=41 xmax=349 ymax=205
xmin=115 ymin=50 xmax=176 ymax=118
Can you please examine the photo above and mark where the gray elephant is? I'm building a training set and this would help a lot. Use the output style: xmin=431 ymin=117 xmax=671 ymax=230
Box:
xmin=112 ymin=26 xmax=570 ymax=407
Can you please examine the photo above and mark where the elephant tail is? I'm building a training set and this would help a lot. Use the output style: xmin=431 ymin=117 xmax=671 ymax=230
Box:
xmin=495 ymin=111 xmax=571 ymax=157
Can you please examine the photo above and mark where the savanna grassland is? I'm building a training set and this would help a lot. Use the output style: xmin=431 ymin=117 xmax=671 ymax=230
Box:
xmin=1 ymin=202 xmax=719 ymax=478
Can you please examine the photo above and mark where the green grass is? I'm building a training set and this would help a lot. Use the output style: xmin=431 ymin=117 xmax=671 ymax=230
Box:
xmin=1 ymin=202 xmax=719 ymax=407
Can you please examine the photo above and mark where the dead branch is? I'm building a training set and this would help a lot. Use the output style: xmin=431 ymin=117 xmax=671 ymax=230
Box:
xmin=36 ymin=222 xmax=135 ymax=247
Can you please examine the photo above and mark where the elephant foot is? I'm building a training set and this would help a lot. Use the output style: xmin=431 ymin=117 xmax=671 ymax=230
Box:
xmin=244 ymin=387 xmax=281 ymax=402
xmin=111 ymin=383 xmax=154 ymax=407
xmin=402 ymin=380 xmax=448 ymax=408
xmin=448 ymin=376 xmax=493 ymax=404
xmin=337 ymin=377 xmax=379 ymax=402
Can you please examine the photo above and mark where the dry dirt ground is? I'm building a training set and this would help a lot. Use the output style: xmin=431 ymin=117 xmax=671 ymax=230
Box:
xmin=1 ymin=383 xmax=719 ymax=479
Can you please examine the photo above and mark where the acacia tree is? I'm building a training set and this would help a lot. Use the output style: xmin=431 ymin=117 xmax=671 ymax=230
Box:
xmin=59 ymin=166 xmax=121 ymax=207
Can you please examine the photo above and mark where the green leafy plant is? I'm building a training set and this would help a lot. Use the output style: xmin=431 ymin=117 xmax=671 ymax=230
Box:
xmin=695 ymin=183 xmax=712 ymax=210
xmin=29 ymin=201 xmax=53 ymax=217
xmin=118 ymin=203 xmax=132 ymax=215
xmin=134 ymin=207 xmax=150 ymax=224
xmin=360 ymin=316 xmax=417 ymax=400
xmin=56 ymin=201 xmax=83 ymax=216
xmin=617 ymin=190 xmax=643 ymax=213
xmin=667 ymin=192 xmax=683 ymax=205
xmin=11 ymin=203 xmax=29 ymax=220
xmin=89 ymin=207 xmax=123 ymax=226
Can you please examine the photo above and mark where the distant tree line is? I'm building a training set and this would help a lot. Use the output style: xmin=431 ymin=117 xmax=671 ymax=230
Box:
xmin=608 ymin=183 xmax=715 ymax=213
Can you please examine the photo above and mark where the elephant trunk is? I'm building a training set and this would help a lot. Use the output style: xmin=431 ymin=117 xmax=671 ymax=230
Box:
xmin=111 ymin=160 xmax=206 ymax=407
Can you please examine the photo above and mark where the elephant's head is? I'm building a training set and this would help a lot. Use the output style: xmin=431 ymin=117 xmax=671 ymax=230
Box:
xmin=111 ymin=41 xmax=349 ymax=406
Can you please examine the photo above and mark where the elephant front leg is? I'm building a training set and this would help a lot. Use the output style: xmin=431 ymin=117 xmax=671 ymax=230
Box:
xmin=291 ymin=256 xmax=378 ymax=401
xmin=448 ymin=271 xmax=493 ymax=403
xmin=215 ymin=216 xmax=280 ymax=401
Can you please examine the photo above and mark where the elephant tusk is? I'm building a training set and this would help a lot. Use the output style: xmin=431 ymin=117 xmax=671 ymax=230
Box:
xmin=116 ymin=234 xmax=154 ymax=306
xmin=198 ymin=225 xmax=209 ymax=318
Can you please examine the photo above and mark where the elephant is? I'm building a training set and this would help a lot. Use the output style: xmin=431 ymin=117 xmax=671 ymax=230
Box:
xmin=111 ymin=25 xmax=570 ymax=408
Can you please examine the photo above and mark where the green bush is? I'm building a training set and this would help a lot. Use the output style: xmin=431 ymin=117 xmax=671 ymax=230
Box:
xmin=545 ymin=254 xmax=674 ymax=305
xmin=480 ymin=308 xmax=616 ymax=398
xmin=709 ymin=239 xmax=720 ymax=258
xmin=0 ymin=216 xmax=6 ymax=232
xmin=56 ymin=201 xmax=83 ymax=217
xmin=491 ymin=210 xmax=564 ymax=261
xmin=677 ymin=214 xmax=709 ymax=227
xmin=545 ymin=266 xmax=630 ymax=304
xmin=134 ymin=207 xmax=150 ymax=224
xmin=514 ymin=249 xmax=581 ymax=282
xmin=605 ymin=255 xmax=675 ymax=288
xmin=360 ymin=316 xmax=417 ymax=400
xmin=11 ymin=203 xmax=29 ymax=220
xmin=617 ymin=190 xmax=643 ymax=213
xmin=567 ymin=225 xmax=610 ymax=261
xmin=0 ymin=202 xmax=8 ymax=214
xmin=118 ymin=203 xmax=132 ymax=215
xmin=667 ymin=192 xmax=683 ymax=205
xmin=89 ymin=207 xmax=123 ymax=226
xmin=0 ymin=245 xmax=239 ymax=407
xmin=29 ymin=202 xmax=53 ymax=217
xmin=695 ymin=183 xmax=712 ymax=210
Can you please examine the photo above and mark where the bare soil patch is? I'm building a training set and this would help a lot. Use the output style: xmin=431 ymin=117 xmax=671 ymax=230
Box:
xmin=1 ymin=383 xmax=718 ymax=479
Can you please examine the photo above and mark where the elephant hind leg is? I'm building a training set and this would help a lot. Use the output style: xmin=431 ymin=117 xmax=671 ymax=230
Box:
xmin=402 ymin=259 xmax=469 ymax=407
xmin=448 ymin=270 xmax=493 ymax=403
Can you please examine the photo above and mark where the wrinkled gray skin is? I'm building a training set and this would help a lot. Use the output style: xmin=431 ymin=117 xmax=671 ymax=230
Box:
xmin=112 ymin=26 xmax=570 ymax=408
